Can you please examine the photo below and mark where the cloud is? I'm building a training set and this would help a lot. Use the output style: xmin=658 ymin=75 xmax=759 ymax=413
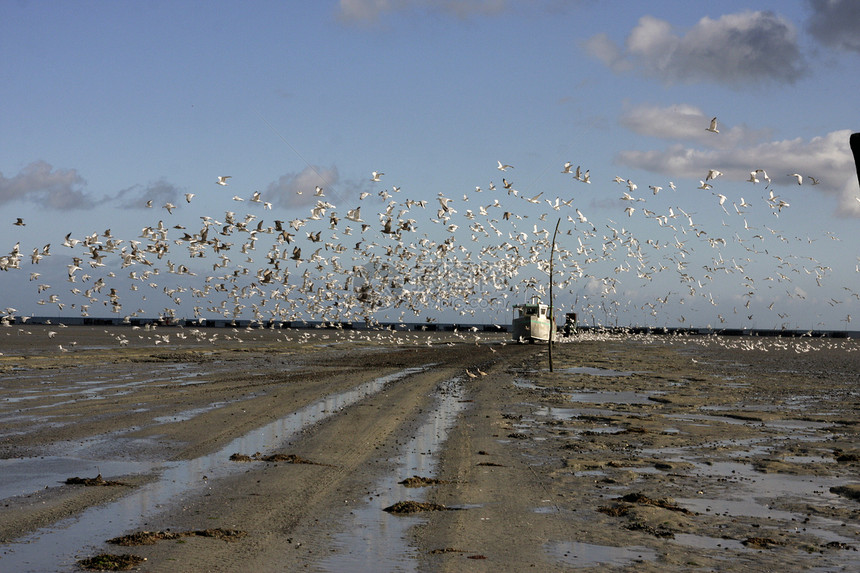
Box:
xmin=806 ymin=0 xmax=860 ymax=53
xmin=616 ymin=129 xmax=858 ymax=215
xmin=337 ymin=0 xmax=550 ymax=24
xmin=0 ymin=161 xmax=95 ymax=209
xmin=618 ymin=103 xmax=772 ymax=149
xmin=586 ymin=11 xmax=807 ymax=87
xmin=266 ymin=165 xmax=345 ymax=209
xmin=111 ymin=180 xmax=182 ymax=210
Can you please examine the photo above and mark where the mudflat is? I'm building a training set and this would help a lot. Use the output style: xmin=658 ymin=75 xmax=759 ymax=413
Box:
xmin=1 ymin=325 xmax=858 ymax=571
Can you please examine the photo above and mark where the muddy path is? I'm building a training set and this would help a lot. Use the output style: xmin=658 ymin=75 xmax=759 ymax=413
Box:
xmin=0 ymin=326 xmax=529 ymax=571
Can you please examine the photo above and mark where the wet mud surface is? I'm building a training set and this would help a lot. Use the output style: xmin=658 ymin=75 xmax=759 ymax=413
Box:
xmin=412 ymin=333 xmax=860 ymax=571
xmin=1 ymin=326 xmax=858 ymax=571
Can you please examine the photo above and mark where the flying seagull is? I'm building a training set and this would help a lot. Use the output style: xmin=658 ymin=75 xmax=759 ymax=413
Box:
xmin=706 ymin=117 xmax=719 ymax=133
xmin=497 ymin=161 xmax=514 ymax=171
xmin=216 ymin=176 xmax=231 ymax=186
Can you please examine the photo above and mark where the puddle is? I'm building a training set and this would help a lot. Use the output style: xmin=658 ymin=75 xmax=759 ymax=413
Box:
xmin=317 ymin=376 xmax=469 ymax=571
xmin=545 ymin=540 xmax=657 ymax=567
xmin=513 ymin=378 xmax=546 ymax=390
xmin=0 ymin=366 xmax=430 ymax=572
xmin=534 ymin=406 xmax=618 ymax=420
xmin=569 ymin=391 xmax=662 ymax=405
xmin=0 ymin=457 xmax=159 ymax=500
xmin=151 ymin=400 xmax=238 ymax=424
xmin=671 ymin=533 xmax=748 ymax=551
xmin=562 ymin=367 xmax=642 ymax=377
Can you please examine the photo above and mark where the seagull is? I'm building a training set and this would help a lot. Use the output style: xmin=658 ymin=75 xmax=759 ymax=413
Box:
xmin=649 ymin=185 xmax=662 ymax=195
xmin=705 ymin=169 xmax=722 ymax=182
xmin=184 ymin=193 xmax=195 ymax=203
xmin=808 ymin=175 xmax=820 ymax=185
xmin=14 ymin=218 xmax=25 ymax=226
xmin=788 ymin=173 xmax=803 ymax=185
xmin=216 ymin=175 xmax=231 ymax=186
xmin=561 ymin=162 xmax=572 ymax=174
xmin=706 ymin=117 xmax=719 ymax=133
xmin=497 ymin=161 xmax=513 ymax=171
xmin=755 ymin=169 xmax=771 ymax=184
xmin=371 ymin=171 xmax=384 ymax=181
xmin=747 ymin=171 xmax=759 ymax=183
xmin=346 ymin=207 xmax=363 ymax=222
xmin=698 ymin=181 xmax=713 ymax=190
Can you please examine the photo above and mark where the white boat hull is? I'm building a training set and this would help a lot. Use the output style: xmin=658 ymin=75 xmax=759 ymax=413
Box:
xmin=512 ymin=316 xmax=555 ymax=342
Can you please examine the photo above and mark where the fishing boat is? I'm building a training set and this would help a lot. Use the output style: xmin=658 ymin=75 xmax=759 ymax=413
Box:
xmin=512 ymin=296 xmax=556 ymax=343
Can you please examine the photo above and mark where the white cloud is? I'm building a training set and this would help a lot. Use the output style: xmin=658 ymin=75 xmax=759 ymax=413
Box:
xmin=266 ymin=165 xmax=343 ymax=209
xmin=112 ymin=180 xmax=182 ymax=210
xmin=587 ymin=11 xmax=807 ymax=87
xmin=806 ymin=0 xmax=860 ymax=53
xmin=337 ymin=0 xmax=547 ymax=23
xmin=618 ymin=103 xmax=772 ymax=149
xmin=0 ymin=161 xmax=95 ymax=209
xmin=616 ymin=129 xmax=859 ymax=215
xmin=338 ymin=0 xmax=404 ymax=23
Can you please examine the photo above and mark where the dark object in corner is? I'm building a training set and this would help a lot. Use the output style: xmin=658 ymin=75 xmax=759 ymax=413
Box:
xmin=851 ymin=132 xmax=860 ymax=188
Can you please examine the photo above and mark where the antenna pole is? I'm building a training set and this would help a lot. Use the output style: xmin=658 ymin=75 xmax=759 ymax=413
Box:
xmin=549 ymin=218 xmax=560 ymax=372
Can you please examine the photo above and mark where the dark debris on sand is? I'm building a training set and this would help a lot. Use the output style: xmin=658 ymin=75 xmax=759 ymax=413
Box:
xmin=108 ymin=528 xmax=247 ymax=546
xmin=616 ymin=492 xmax=694 ymax=514
xmin=229 ymin=452 xmax=324 ymax=465
xmin=65 ymin=474 xmax=129 ymax=487
xmin=742 ymin=536 xmax=786 ymax=549
xmin=398 ymin=475 xmax=450 ymax=487
xmin=383 ymin=500 xmax=453 ymax=514
xmin=76 ymin=553 xmax=146 ymax=571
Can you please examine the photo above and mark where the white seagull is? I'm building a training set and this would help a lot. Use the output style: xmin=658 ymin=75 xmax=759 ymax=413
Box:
xmin=706 ymin=117 xmax=719 ymax=133
xmin=497 ymin=161 xmax=514 ymax=171
xmin=216 ymin=175 xmax=231 ymax=186
xmin=705 ymin=169 xmax=722 ymax=182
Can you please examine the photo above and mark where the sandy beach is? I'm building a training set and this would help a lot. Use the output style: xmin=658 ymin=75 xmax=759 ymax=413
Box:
xmin=1 ymin=325 xmax=858 ymax=571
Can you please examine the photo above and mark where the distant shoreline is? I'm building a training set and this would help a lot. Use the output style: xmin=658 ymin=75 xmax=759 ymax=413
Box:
xmin=2 ymin=314 xmax=856 ymax=339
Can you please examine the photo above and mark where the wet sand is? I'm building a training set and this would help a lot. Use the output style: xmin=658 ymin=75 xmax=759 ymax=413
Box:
xmin=1 ymin=325 xmax=858 ymax=571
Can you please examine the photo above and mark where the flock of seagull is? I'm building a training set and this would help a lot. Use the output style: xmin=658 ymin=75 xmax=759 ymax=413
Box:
xmin=2 ymin=117 xmax=859 ymax=339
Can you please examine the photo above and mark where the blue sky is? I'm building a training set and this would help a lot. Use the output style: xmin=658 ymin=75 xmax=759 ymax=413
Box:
xmin=2 ymin=0 xmax=859 ymax=330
